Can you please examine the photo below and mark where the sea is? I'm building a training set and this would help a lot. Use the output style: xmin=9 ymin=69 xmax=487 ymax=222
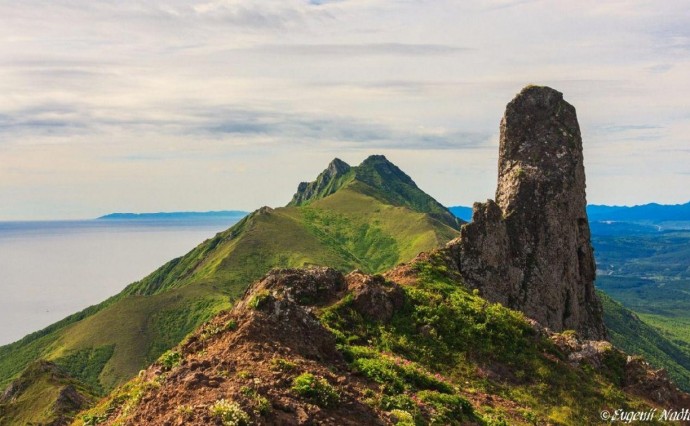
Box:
xmin=0 ymin=217 xmax=243 ymax=346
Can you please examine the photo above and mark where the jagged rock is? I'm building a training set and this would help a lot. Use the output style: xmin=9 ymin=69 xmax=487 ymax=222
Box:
xmin=236 ymin=268 xmax=348 ymax=362
xmin=245 ymin=267 xmax=347 ymax=306
xmin=624 ymin=356 xmax=690 ymax=406
xmin=450 ymin=85 xmax=606 ymax=339
xmin=549 ymin=331 xmax=614 ymax=368
xmin=289 ymin=158 xmax=351 ymax=206
xmin=54 ymin=384 xmax=89 ymax=416
xmin=345 ymin=271 xmax=404 ymax=322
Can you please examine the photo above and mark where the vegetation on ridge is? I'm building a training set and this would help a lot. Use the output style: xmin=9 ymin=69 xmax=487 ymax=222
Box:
xmin=0 ymin=156 xmax=460 ymax=425
xmin=70 ymin=255 xmax=666 ymax=425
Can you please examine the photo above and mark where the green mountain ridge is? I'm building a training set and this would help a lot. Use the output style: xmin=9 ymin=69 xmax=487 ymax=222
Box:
xmin=0 ymin=361 xmax=96 ymax=426
xmin=2 ymin=153 xmax=689 ymax=425
xmin=290 ymin=155 xmax=462 ymax=230
xmin=600 ymin=291 xmax=690 ymax=391
xmin=72 ymin=245 xmax=685 ymax=425
xmin=0 ymin=155 xmax=461 ymax=425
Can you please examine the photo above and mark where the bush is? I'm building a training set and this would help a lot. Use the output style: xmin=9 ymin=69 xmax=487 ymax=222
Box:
xmin=291 ymin=373 xmax=340 ymax=407
xmin=240 ymin=386 xmax=271 ymax=415
xmin=390 ymin=409 xmax=415 ymax=426
xmin=82 ymin=413 xmax=108 ymax=426
xmin=248 ymin=290 xmax=271 ymax=310
xmin=353 ymin=357 xmax=405 ymax=394
xmin=176 ymin=404 xmax=193 ymax=417
xmin=270 ymin=357 xmax=297 ymax=372
xmin=158 ymin=351 xmax=182 ymax=371
xmin=417 ymin=390 xmax=472 ymax=423
xmin=209 ymin=399 xmax=250 ymax=426
xmin=352 ymin=354 xmax=453 ymax=395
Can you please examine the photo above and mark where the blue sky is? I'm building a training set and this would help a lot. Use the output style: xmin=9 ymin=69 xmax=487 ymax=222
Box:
xmin=1 ymin=0 xmax=689 ymax=219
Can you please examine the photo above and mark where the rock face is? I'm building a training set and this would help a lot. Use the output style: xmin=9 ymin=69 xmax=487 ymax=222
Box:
xmin=450 ymin=85 xmax=606 ymax=339
xmin=289 ymin=158 xmax=351 ymax=206
xmin=96 ymin=268 xmax=409 ymax=425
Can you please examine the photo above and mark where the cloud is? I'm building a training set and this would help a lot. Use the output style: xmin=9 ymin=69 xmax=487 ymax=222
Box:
xmin=0 ymin=100 xmax=488 ymax=152
xmin=595 ymin=124 xmax=663 ymax=133
xmin=247 ymin=43 xmax=471 ymax=56
xmin=2 ymin=0 xmax=690 ymax=219
xmin=183 ymin=106 xmax=492 ymax=150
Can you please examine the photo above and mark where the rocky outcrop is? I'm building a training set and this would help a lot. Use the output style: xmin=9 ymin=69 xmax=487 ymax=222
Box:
xmin=449 ymin=85 xmax=606 ymax=339
xmin=101 ymin=268 xmax=408 ymax=425
xmin=289 ymin=158 xmax=351 ymax=206
xmin=0 ymin=360 xmax=94 ymax=426
xmin=624 ymin=356 xmax=690 ymax=407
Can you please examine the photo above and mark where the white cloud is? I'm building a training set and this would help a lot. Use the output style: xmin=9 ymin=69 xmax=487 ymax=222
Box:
xmin=1 ymin=0 xmax=689 ymax=219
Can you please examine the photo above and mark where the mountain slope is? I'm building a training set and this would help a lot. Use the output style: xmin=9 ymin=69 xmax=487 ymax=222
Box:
xmin=72 ymin=258 xmax=686 ymax=426
xmin=0 ymin=361 xmax=96 ymax=426
xmin=290 ymin=156 xmax=462 ymax=230
xmin=600 ymin=291 xmax=690 ymax=391
xmin=0 ymin=156 xmax=460 ymax=424
xmin=588 ymin=201 xmax=690 ymax=223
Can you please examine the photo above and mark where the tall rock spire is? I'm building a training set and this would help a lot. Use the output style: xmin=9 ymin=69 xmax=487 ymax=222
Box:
xmin=452 ymin=85 xmax=606 ymax=339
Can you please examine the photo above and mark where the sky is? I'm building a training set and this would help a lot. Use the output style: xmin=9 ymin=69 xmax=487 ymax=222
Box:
xmin=1 ymin=0 xmax=689 ymax=220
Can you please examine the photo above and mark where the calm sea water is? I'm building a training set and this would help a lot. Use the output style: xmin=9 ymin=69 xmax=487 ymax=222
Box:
xmin=0 ymin=218 xmax=242 ymax=346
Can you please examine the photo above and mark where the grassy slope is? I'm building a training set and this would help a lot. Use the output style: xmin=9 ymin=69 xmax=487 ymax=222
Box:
xmin=593 ymin=230 xmax=690 ymax=390
xmin=0 ymin=183 xmax=458 ymax=402
xmin=73 ymin=254 xmax=660 ymax=426
xmin=0 ymin=361 xmax=97 ymax=426
xmin=323 ymin=256 xmax=664 ymax=425
xmin=599 ymin=291 xmax=690 ymax=391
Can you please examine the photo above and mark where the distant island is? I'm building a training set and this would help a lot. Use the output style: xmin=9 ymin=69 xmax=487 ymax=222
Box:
xmin=97 ymin=210 xmax=248 ymax=220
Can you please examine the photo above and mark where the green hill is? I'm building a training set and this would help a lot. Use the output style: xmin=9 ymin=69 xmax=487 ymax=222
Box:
xmin=0 ymin=361 xmax=96 ymax=426
xmin=0 ymin=155 xmax=460 ymax=425
xmin=71 ymin=253 xmax=677 ymax=426
xmin=600 ymin=291 xmax=690 ymax=390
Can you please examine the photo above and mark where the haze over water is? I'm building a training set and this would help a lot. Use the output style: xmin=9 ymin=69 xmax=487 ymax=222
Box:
xmin=0 ymin=218 xmax=241 ymax=346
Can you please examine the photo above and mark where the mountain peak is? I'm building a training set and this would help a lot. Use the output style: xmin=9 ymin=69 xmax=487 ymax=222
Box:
xmin=357 ymin=154 xmax=417 ymax=187
xmin=327 ymin=157 xmax=350 ymax=174
xmin=288 ymin=158 xmax=352 ymax=206
xmin=288 ymin=155 xmax=461 ymax=229
xmin=360 ymin=154 xmax=390 ymax=165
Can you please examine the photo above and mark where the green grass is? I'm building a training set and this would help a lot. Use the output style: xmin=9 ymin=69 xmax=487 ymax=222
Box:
xmin=0 ymin=171 xmax=460 ymax=423
xmin=319 ymin=255 xmax=657 ymax=425
xmin=291 ymin=373 xmax=340 ymax=407
xmin=0 ymin=361 xmax=97 ymax=426
xmin=594 ymin=229 xmax=690 ymax=390
xmin=53 ymin=345 xmax=114 ymax=394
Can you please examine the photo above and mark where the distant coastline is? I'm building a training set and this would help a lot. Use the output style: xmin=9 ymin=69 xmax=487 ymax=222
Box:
xmin=97 ymin=211 xmax=248 ymax=220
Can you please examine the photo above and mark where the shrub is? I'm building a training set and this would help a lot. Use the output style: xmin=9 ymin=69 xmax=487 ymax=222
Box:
xmin=248 ymin=290 xmax=271 ymax=309
xmin=270 ymin=357 xmax=297 ymax=372
xmin=379 ymin=393 xmax=416 ymax=412
xmin=291 ymin=373 xmax=340 ymax=407
xmin=352 ymin=354 xmax=452 ymax=395
xmin=82 ymin=413 xmax=108 ymax=426
xmin=209 ymin=399 xmax=250 ymax=426
xmin=240 ymin=386 xmax=271 ymax=415
xmin=390 ymin=409 xmax=415 ymax=426
xmin=417 ymin=390 xmax=472 ymax=423
xmin=176 ymin=404 xmax=193 ymax=417
xmin=353 ymin=357 xmax=405 ymax=394
xmin=158 ymin=351 xmax=182 ymax=371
